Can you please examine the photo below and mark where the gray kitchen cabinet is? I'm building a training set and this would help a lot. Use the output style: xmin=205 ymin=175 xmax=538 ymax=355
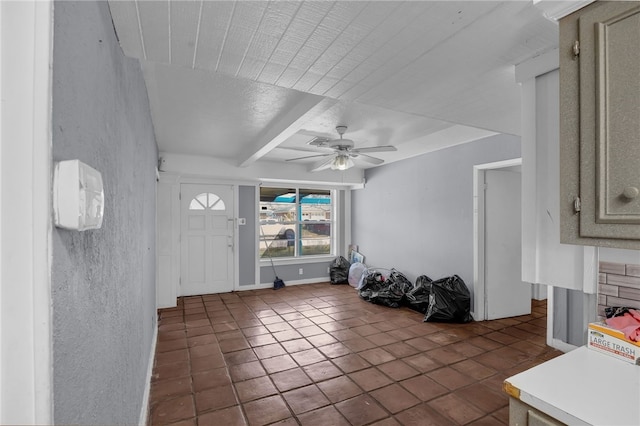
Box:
xmin=560 ymin=1 xmax=640 ymax=248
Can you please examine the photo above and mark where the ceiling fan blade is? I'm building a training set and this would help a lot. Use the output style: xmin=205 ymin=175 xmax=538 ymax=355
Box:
xmin=286 ymin=153 xmax=332 ymax=162
xmin=310 ymin=154 xmax=337 ymax=172
xmin=355 ymin=153 xmax=384 ymax=165
xmin=352 ymin=145 xmax=397 ymax=154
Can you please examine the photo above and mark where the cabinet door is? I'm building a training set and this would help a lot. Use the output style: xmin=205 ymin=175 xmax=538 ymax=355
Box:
xmin=560 ymin=1 xmax=640 ymax=248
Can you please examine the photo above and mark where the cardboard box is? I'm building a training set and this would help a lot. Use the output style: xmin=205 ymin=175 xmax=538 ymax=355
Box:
xmin=587 ymin=322 xmax=640 ymax=365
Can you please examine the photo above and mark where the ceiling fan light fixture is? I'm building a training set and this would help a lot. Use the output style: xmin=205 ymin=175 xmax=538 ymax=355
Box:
xmin=331 ymin=154 xmax=353 ymax=170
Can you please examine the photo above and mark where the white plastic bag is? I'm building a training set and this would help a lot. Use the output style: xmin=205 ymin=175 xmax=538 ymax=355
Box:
xmin=348 ymin=262 xmax=366 ymax=288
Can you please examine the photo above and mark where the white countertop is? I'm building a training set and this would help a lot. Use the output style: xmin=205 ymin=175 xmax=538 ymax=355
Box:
xmin=504 ymin=346 xmax=640 ymax=426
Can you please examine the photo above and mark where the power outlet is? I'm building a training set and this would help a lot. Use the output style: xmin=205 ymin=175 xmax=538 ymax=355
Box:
xmin=299 ymin=268 xmax=304 ymax=275
xmin=327 ymin=266 xmax=330 ymax=273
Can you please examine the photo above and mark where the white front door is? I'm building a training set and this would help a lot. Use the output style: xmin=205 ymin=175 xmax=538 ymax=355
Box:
xmin=180 ymin=184 xmax=235 ymax=296
xmin=485 ymin=170 xmax=531 ymax=319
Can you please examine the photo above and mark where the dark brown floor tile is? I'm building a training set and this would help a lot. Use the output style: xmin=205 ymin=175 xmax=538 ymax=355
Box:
xmin=246 ymin=334 xmax=278 ymax=347
xmin=218 ymin=337 xmax=250 ymax=353
xmin=370 ymin=383 xmax=420 ymax=414
xmin=485 ymin=331 xmax=520 ymax=345
xmin=377 ymin=360 xmax=420 ymax=381
xmin=399 ymin=375 xmax=448 ymax=402
xmin=317 ymin=342 xmax=351 ymax=358
xmin=492 ymin=405 xmax=510 ymax=424
xmin=332 ymin=353 xmax=371 ymax=373
xmin=402 ymin=353 xmax=442 ymax=373
xmin=273 ymin=329 xmax=303 ymax=342
xmin=343 ymin=337 xmax=377 ymax=352
xmin=429 ymin=393 xmax=485 ymax=424
xmin=243 ymin=395 xmax=291 ymax=426
xmin=297 ymin=405 xmax=350 ymax=426
xmin=404 ymin=337 xmax=440 ymax=352
xmin=234 ymin=376 xmax=278 ymax=403
xmin=367 ymin=332 xmax=400 ymax=347
xmin=253 ymin=343 xmax=287 ymax=359
xmin=159 ymin=329 xmax=188 ymax=342
xmin=369 ymin=418 xmax=401 ymax=426
xmin=394 ymin=402 xmax=456 ymax=426
xmin=153 ymin=361 xmax=190 ymax=382
xmin=450 ymin=358 xmax=496 ymax=381
xmin=291 ymin=348 xmax=327 ymax=366
xmin=223 ymin=348 xmax=258 ymax=365
xmin=157 ymin=338 xmax=188 ymax=353
xmin=427 ymin=366 xmax=476 ymax=390
xmin=307 ymin=333 xmax=338 ymax=347
xmin=425 ymin=332 xmax=460 ymax=346
xmin=197 ymin=405 xmax=246 ymax=426
xmin=189 ymin=343 xmax=222 ymax=359
xmin=317 ymin=375 xmax=363 ymax=403
xmin=216 ymin=329 xmax=244 ymax=341
xmin=192 ymin=367 xmax=231 ymax=392
xmin=467 ymin=335 xmax=504 ymax=351
xmin=229 ymin=360 xmax=266 ymax=382
xmin=187 ymin=333 xmax=217 ymax=347
xmin=151 ymin=377 xmax=192 ymax=402
xmin=350 ymin=324 xmax=379 ymax=337
xmin=280 ymin=338 xmax=314 ymax=353
xmin=186 ymin=318 xmax=210 ymax=329
xmin=282 ymin=384 xmax=331 ymax=415
xmin=382 ymin=342 xmax=420 ymax=358
xmin=152 ymin=289 xmax=551 ymax=426
xmin=456 ymin=382 xmax=508 ymax=414
xmin=358 ymin=347 xmax=395 ymax=365
xmin=335 ymin=394 xmax=388 ymax=426
xmin=270 ymin=367 xmax=313 ymax=392
xmin=167 ymin=417 xmax=196 ymax=426
xmin=194 ymin=384 xmax=237 ymax=414
xmin=303 ymin=360 xmax=342 ymax=382
xmin=151 ymin=394 xmax=195 ymax=425
xmin=349 ymin=367 xmax=393 ymax=391
xmin=262 ymin=354 xmax=298 ymax=374
xmin=156 ymin=348 xmax=189 ymax=366
xmin=297 ymin=325 xmax=325 ymax=337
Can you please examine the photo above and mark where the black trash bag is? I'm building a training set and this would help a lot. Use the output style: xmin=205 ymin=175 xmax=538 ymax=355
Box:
xmin=359 ymin=268 xmax=411 ymax=308
xmin=424 ymin=275 xmax=473 ymax=323
xmin=330 ymin=256 xmax=351 ymax=284
xmin=404 ymin=275 xmax=432 ymax=314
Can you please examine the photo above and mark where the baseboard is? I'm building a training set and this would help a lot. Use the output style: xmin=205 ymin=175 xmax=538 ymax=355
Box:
xmin=254 ymin=277 xmax=331 ymax=288
xmin=549 ymin=338 xmax=578 ymax=353
xmin=138 ymin=319 xmax=158 ymax=426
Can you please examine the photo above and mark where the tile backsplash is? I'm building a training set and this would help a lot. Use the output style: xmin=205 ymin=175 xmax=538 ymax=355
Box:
xmin=598 ymin=261 xmax=640 ymax=318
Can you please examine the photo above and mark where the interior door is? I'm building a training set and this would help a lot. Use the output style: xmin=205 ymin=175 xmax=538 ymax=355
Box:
xmin=485 ymin=170 xmax=531 ymax=319
xmin=180 ymin=184 xmax=234 ymax=296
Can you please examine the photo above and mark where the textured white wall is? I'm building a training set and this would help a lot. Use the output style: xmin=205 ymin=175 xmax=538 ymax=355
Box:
xmin=51 ymin=2 xmax=158 ymax=424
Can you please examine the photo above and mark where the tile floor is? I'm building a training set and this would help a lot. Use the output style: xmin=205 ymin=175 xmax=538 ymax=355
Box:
xmin=149 ymin=283 xmax=562 ymax=426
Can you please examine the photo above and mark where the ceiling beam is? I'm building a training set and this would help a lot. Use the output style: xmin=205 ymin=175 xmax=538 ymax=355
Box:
xmin=238 ymin=96 xmax=337 ymax=168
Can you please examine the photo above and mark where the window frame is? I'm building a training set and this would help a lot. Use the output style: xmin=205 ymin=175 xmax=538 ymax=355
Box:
xmin=259 ymin=186 xmax=336 ymax=261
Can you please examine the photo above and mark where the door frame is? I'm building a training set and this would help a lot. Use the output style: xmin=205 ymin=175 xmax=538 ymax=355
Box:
xmin=473 ymin=158 xmax=522 ymax=321
xmin=0 ymin=1 xmax=53 ymax=423
xmin=178 ymin=177 xmax=239 ymax=296
xmin=179 ymin=183 xmax=237 ymax=296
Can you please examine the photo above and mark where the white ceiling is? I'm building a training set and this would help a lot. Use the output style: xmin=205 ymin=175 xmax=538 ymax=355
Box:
xmin=108 ymin=0 xmax=560 ymax=172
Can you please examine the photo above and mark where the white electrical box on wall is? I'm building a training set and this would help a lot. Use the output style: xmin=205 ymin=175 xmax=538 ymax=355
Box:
xmin=53 ymin=159 xmax=104 ymax=231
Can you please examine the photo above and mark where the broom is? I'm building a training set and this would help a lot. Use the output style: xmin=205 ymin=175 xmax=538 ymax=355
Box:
xmin=260 ymin=225 xmax=285 ymax=290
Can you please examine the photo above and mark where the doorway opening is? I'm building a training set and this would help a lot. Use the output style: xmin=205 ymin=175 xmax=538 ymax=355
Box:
xmin=473 ymin=158 xmax=531 ymax=320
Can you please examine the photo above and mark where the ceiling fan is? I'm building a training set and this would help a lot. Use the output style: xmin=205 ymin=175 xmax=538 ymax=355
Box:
xmin=286 ymin=126 xmax=397 ymax=171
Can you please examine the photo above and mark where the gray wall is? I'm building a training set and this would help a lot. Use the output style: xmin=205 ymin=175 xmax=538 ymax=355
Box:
xmin=238 ymin=185 xmax=256 ymax=286
xmin=352 ymin=134 xmax=521 ymax=303
xmin=51 ymin=1 xmax=157 ymax=424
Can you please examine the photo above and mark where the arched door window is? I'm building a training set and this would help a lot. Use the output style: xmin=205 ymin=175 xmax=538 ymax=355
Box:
xmin=189 ymin=193 xmax=226 ymax=211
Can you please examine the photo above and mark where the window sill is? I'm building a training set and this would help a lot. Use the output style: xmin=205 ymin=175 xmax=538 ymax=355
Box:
xmin=259 ymin=255 xmax=335 ymax=267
